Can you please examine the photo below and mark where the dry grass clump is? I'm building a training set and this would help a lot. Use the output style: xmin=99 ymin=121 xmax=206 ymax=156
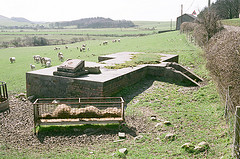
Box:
xmin=180 ymin=12 xmax=223 ymax=48
xmin=41 ymin=105 xmax=121 ymax=119
xmin=102 ymin=107 xmax=122 ymax=118
xmin=193 ymin=24 xmax=208 ymax=47
xmin=180 ymin=22 xmax=198 ymax=34
xmin=52 ymin=104 xmax=71 ymax=118
xmin=206 ymin=30 xmax=240 ymax=107
xmin=71 ymin=106 xmax=101 ymax=118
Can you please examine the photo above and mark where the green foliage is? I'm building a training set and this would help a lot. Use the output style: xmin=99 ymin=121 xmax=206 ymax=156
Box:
xmin=105 ymin=53 xmax=162 ymax=69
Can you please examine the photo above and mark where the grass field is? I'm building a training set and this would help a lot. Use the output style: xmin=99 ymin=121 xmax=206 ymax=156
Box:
xmin=0 ymin=24 xmax=232 ymax=158
xmin=221 ymin=18 xmax=240 ymax=27
xmin=0 ymin=21 xmax=176 ymax=46
xmin=0 ymin=31 xmax=195 ymax=93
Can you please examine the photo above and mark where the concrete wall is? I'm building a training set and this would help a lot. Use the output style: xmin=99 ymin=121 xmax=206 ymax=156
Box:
xmin=27 ymin=63 xmax=199 ymax=99
xmin=103 ymin=67 xmax=147 ymax=96
xmin=26 ymin=53 xmax=200 ymax=98
xmin=26 ymin=73 xmax=104 ymax=98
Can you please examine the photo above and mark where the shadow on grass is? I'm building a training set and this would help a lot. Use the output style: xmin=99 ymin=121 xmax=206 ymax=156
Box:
xmin=115 ymin=76 xmax=197 ymax=104
xmin=36 ymin=123 xmax=137 ymax=143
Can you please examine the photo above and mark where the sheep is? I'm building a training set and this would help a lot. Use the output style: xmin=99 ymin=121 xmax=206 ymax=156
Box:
xmin=65 ymin=46 xmax=69 ymax=49
xmin=79 ymin=48 xmax=83 ymax=52
xmin=57 ymin=52 xmax=63 ymax=57
xmin=82 ymin=47 xmax=86 ymax=52
xmin=33 ymin=55 xmax=41 ymax=63
xmin=82 ymin=44 xmax=87 ymax=47
xmin=54 ymin=47 xmax=60 ymax=50
xmin=103 ymin=41 xmax=108 ymax=45
xmin=40 ymin=57 xmax=51 ymax=66
xmin=118 ymin=39 xmax=121 ymax=42
xmin=58 ymin=54 xmax=64 ymax=61
xmin=46 ymin=61 xmax=51 ymax=67
xmin=9 ymin=57 xmax=16 ymax=63
xmin=30 ymin=64 xmax=35 ymax=70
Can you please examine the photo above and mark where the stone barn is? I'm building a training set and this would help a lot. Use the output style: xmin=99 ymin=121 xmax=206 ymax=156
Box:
xmin=176 ymin=14 xmax=196 ymax=30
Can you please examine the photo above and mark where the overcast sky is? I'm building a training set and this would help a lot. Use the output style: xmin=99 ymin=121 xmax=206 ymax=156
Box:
xmin=1 ymin=0 xmax=217 ymax=22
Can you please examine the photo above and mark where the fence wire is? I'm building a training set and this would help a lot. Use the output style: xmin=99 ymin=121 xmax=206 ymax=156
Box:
xmin=222 ymin=83 xmax=240 ymax=158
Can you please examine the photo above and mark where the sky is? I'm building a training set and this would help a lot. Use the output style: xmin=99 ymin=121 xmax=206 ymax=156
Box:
xmin=0 ymin=0 xmax=217 ymax=22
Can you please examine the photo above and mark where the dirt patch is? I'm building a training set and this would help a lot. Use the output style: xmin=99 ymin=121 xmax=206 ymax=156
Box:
xmin=0 ymin=95 xmax=153 ymax=153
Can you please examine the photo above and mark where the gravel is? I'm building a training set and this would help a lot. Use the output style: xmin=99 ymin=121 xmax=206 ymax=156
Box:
xmin=0 ymin=95 xmax=151 ymax=153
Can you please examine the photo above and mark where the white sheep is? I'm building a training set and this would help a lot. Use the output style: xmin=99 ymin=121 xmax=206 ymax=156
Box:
xmin=9 ymin=57 xmax=16 ymax=63
xmin=40 ymin=57 xmax=51 ymax=66
xmin=59 ymin=54 xmax=64 ymax=61
xmin=103 ymin=41 xmax=108 ymax=45
xmin=46 ymin=61 xmax=51 ymax=67
xmin=30 ymin=64 xmax=35 ymax=70
xmin=33 ymin=55 xmax=41 ymax=63
xmin=54 ymin=47 xmax=60 ymax=50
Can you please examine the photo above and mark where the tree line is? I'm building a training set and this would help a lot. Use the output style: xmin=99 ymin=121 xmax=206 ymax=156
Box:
xmin=199 ymin=0 xmax=240 ymax=19
xmin=54 ymin=17 xmax=135 ymax=28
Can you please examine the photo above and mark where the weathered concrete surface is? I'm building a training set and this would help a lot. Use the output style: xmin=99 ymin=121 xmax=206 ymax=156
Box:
xmin=26 ymin=52 xmax=199 ymax=98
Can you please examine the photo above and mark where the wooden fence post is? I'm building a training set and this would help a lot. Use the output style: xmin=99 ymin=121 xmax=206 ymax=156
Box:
xmin=233 ymin=106 xmax=240 ymax=158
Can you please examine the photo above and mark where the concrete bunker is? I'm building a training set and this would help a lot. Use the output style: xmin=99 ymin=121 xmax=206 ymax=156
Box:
xmin=26 ymin=52 xmax=203 ymax=99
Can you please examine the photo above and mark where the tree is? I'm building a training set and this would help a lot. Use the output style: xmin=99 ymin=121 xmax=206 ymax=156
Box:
xmin=198 ymin=11 xmax=224 ymax=41
xmin=209 ymin=0 xmax=240 ymax=19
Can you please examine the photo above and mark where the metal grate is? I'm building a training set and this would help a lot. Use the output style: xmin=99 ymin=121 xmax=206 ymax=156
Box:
xmin=33 ymin=97 xmax=124 ymax=119
xmin=0 ymin=81 xmax=8 ymax=102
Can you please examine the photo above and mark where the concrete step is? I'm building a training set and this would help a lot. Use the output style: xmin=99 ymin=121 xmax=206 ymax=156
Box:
xmin=168 ymin=62 xmax=203 ymax=86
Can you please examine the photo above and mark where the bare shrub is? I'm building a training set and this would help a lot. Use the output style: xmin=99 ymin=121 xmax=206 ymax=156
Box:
xmin=180 ymin=22 xmax=198 ymax=34
xmin=193 ymin=24 xmax=208 ymax=47
xmin=198 ymin=11 xmax=224 ymax=41
xmin=206 ymin=30 xmax=240 ymax=106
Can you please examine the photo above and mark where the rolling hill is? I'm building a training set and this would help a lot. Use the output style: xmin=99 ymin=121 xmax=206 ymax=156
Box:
xmin=0 ymin=15 xmax=32 ymax=26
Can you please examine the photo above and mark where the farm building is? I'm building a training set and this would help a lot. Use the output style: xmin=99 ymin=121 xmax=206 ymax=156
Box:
xmin=176 ymin=14 xmax=196 ymax=30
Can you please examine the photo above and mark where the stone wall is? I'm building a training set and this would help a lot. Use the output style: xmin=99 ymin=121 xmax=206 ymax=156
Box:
xmin=103 ymin=67 xmax=147 ymax=96
xmin=26 ymin=74 xmax=103 ymax=98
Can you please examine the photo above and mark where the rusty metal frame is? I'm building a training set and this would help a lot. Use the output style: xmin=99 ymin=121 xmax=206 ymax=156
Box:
xmin=33 ymin=97 xmax=125 ymax=134
xmin=0 ymin=81 xmax=9 ymax=113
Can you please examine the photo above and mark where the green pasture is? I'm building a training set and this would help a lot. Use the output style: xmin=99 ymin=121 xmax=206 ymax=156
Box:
xmin=0 ymin=28 xmax=155 ymax=36
xmin=221 ymin=18 xmax=240 ymax=27
xmin=0 ymin=28 xmax=232 ymax=158
xmin=0 ymin=31 xmax=195 ymax=93
xmin=134 ymin=21 xmax=176 ymax=30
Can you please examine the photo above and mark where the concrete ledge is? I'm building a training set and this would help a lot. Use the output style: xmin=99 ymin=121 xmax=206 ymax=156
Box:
xmin=26 ymin=52 xmax=199 ymax=98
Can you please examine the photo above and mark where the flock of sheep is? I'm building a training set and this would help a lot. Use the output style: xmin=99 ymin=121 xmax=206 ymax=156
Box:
xmin=9 ymin=39 xmax=121 ymax=71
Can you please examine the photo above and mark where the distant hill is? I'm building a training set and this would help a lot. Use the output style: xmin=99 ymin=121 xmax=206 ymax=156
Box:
xmin=54 ymin=17 xmax=136 ymax=28
xmin=11 ymin=17 xmax=32 ymax=23
xmin=0 ymin=15 xmax=32 ymax=26
xmin=0 ymin=15 xmax=10 ymax=21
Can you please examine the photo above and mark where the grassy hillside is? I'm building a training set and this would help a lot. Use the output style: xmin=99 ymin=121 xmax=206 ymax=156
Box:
xmin=221 ymin=18 xmax=240 ymax=27
xmin=0 ymin=15 xmax=31 ymax=26
xmin=0 ymin=31 xmax=195 ymax=93
xmin=134 ymin=21 xmax=176 ymax=31
xmin=0 ymin=30 xmax=232 ymax=158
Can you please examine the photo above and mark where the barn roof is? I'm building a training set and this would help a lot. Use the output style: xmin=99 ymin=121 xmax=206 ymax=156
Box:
xmin=177 ymin=13 xmax=197 ymax=20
